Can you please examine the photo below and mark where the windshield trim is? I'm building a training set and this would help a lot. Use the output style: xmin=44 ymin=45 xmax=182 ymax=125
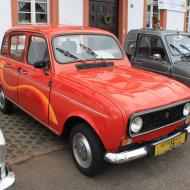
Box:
xmin=52 ymin=33 xmax=124 ymax=65
xmin=165 ymin=34 xmax=190 ymax=57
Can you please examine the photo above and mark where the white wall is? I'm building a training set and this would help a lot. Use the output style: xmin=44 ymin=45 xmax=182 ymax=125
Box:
xmin=166 ymin=11 xmax=185 ymax=31
xmin=0 ymin=0 xmax=12 ymax=46
xmin=59 ymin=0 xmax=83 ymax=26
xmin=127 ymin=0 xmax=144 ymax=32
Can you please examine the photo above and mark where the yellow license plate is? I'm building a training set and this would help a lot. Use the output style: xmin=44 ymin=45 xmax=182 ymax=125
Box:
xmin=154 ymin=133 xmax=186 ymax=156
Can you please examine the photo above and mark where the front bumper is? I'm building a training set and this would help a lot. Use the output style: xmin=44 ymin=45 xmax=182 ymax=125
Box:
xmin=0 ymin=130 xmax=15 ymax=190
xmin=104 ymin=125 xmax=190 ymax=164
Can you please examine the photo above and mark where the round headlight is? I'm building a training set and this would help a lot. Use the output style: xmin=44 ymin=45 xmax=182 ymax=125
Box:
xmin=183 ymin=103 xmax=190 ymax=116
xmin=130 ymin=117 xmax=143 ymax=134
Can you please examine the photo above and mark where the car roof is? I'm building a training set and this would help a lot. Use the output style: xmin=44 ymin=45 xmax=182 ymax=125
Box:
xmin=6 ymin=25 xmax=113 ymax=36
xmin=128 ymin=28 xmax=189 ymax=37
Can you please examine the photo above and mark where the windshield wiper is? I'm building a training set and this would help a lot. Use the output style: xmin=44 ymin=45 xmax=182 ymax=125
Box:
xmin=180 ymin=44 xmax=190 ymax=53
xmin=56 ymin=48 xmax=87 ymax=64
xmin=179 ymin=44 xmax=190 ymax=58
xmin=170 ymin=44 xmax=182 ymax=54
xmin=169 ymin=44 xmax=190 ymax=60
xmin=79 ymin=43 xmax=106 ymax=62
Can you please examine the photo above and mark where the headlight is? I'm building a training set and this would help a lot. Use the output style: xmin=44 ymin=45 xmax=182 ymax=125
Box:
xmin=130 ymin=117 xmax=143 ymax=134
xmin=183 ymin=103 xmax=190 ymax=116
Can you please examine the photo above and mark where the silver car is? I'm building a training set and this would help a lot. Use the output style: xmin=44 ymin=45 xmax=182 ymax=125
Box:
xmin=0 ymin=130 xmax=15 ymax=189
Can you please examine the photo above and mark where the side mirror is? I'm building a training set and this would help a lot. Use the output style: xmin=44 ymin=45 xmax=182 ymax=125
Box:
xmin=153 ymin=54 xmax=162 ymax=61
xmin=33 ymin=61 xmax=46 ymax=69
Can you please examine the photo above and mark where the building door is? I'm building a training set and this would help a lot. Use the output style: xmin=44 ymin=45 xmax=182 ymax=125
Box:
xmin=89 ymin=0 xmax=119 ymax=36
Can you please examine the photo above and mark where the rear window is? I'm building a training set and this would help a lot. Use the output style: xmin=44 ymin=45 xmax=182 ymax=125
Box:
xmin=10 ymin=34 xmax=26 ymax=61
xmin=1 ymin=34 xmax=9 ymax=56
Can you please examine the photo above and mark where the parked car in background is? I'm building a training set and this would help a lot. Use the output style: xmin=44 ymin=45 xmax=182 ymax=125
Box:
xmin=0 ymin=129 xmax=15 ymax=189
xmin=1 ymin=26 xmax=190 ymax=176
xmin=124 ymin=29 xmax=190 ymax=87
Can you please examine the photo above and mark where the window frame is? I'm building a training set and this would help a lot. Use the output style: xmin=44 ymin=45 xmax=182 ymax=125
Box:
xmin=9 ymin=33 xmax=27 ymax=62
xmin=136 ymin=35 xmax=151 ymax=58
xmin=18 ymin=0 xmax=50 ymax=25
xmin=27 ymin=34 xmax=50 ymax=68
xmin=136 ymin=34 xmax=169 ymax=62
xmin=52 ymin=33 xmax=124 ymax=65
xmin=1 ymin=34 xmax=9 ymax=56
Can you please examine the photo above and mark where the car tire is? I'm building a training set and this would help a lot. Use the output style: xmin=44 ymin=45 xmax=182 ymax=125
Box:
xmin=70 ymin=122 xmax=105 ymax=177
xmin=0 ymin=88 xmax=13 ymax=114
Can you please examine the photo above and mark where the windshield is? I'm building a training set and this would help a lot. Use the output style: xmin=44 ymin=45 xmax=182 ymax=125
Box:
xmin=53 ymin=34 xmax=123 ymax=64
xmin=166 ymin=34 xmax=190 ymax=56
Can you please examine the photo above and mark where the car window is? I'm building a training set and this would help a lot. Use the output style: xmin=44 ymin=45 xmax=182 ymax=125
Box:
xmin=151 ymin=37 xmax=167 ymax=61
xmin=1 ymin=34 xmax=9 ymax=56
xmin=27 ymin=36 xmax=50 ymax=66
xmin=10 ymin=34 xmax=26 ymax=61
xmin=137 ymin=36 xmax=151 ymax=58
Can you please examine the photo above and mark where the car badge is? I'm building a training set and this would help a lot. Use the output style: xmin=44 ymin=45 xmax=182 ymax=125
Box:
xmin=165 ymin=112 xmax=170 ymax=119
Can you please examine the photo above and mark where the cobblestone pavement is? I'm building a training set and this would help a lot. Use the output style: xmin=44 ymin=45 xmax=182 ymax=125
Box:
xmin=0 ymin=107 xmax=67 ymax=164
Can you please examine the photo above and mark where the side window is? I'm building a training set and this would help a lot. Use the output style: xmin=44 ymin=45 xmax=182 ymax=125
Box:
xmin=10 ymin=34 xmax=26 ymax=61
xmin=151 ymin=37 xmax=167 ymax=61
xmin=1 ymin=34 xmax=9 ymax=56
xmin=137 ymin=36 xmax=151 ymax=58
xmin=27 ymin=36 xmax=50 ymax=67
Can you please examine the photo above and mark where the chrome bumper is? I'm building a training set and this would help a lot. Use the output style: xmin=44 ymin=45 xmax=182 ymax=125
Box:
xmin=0 ymin=130 xmax=15 ymax=190
xmin=104 ymin=126 xmax=190 ymax=164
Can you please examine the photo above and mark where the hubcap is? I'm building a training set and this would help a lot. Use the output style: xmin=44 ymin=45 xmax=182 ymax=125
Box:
xmin=73 ymin=133 xmax=92 ymax=168
xmin=0 ymin=89 xmax=5 ymax=109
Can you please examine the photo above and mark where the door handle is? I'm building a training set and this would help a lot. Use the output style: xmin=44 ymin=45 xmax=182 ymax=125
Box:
xmin=20 ymin=70 xmax=28 ymax=75
xmin=4 ymin=63 xmax=11 ymax=68
xmin=136 ymin=60 xmax=143 ymax=64
xmin=18 ymin=67 xmax=22 ymax=73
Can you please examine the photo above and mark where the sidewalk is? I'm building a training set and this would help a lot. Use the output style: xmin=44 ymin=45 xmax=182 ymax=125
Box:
xmin=0 ymin=108 xmax=66 ymax=165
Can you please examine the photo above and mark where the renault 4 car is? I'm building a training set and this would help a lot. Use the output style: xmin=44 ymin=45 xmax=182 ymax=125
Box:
xmin=1 ymin=25 xmax=190 ymax=176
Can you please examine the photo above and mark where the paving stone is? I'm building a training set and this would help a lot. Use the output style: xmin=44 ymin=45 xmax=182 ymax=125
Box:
xmin=0 ymin=107 xmax=67 ymax=164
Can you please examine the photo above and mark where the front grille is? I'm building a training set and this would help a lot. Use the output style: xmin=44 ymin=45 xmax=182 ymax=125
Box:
xmin=129 ymin=101 xmax=189 ymax=136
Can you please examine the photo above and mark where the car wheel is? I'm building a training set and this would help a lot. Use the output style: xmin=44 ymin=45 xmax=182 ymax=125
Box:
xmin=0 ymin=88 xmax=13 ymax=114
xmin=70 ymin=123 xmax=105 ymax=177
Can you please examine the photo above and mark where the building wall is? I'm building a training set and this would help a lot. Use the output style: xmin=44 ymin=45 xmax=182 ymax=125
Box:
xmin=127 ymin=0 xmax=144 ymax=32
xmin=0 ymin=0 xmax=189 ymax=47
xmin=0 ymin=0 xmax=12 ymax=45
xmin=166 ymin=10 xmax=185 ymax=31
xmin=59 ymin=0 xmax=83 ymax=26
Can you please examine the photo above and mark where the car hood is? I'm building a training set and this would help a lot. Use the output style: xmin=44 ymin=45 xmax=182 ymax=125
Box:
xmin=60 ymin=65 xmax=190 ymax=116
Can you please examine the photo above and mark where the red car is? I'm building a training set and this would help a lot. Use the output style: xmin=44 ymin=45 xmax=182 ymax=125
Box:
xmin=0 ymin=25 xmax=190 ymax=176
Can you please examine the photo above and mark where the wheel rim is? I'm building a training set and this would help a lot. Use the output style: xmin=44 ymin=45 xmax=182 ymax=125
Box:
xmin=0 ymin=89 xmax=5 ymax=109
xmin=73 ymin=133 xmax=92 ymax=168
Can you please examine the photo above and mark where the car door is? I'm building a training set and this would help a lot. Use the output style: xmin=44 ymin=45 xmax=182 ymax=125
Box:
xmin=171 ymin=63 xmax=190 ymax=87
xmin=18 ymin=34 xmax=53 ymax=127
xmin=132 ymin=34 xmax=171 ymax=77
xmin=1 ymin=32 xmax=26 ymax=103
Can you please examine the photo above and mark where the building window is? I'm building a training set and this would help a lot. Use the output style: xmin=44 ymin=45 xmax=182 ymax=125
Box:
xmin=18 ymin=0 xmax=49 ymax=24
xmin=146 ymin=0 xmax=160 ymax=28
xmin=187 ymin=0 xmax=190 ymax=32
